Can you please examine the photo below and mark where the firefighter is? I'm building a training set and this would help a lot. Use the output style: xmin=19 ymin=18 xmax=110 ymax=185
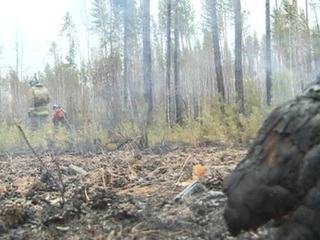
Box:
xmin=52 ymin=104 xmax=68 ymax=128
xmin=28 ymin=78 xmax=50 ymax=130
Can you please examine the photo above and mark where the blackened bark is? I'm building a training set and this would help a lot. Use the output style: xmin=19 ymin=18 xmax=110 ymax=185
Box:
xmin=224 ymin=88 xmax=320 ymax=239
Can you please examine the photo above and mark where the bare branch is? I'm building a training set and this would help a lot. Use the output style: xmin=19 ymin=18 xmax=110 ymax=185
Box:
xmin=15 ymin=122 xmax=65 ymax=206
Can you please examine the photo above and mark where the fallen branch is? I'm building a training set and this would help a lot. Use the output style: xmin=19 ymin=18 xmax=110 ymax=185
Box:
xmin=15 ymin=123 xmax=49 ymax=173
xmin=51 ymin=152 xmax=66 ymax=205
xmin=173 ymin=155 xmax=191 ymax=190
xmin=15 ymin=122 xmax=65 ymax=206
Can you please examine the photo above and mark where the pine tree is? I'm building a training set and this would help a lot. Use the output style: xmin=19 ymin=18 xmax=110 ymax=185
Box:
xmin=266 ymin=0 xmax=272 ymax=105
xmin=234 ymin=0 xmax=244 ymax=113
xmin=211 ymin=0 xmax=225 ymax=102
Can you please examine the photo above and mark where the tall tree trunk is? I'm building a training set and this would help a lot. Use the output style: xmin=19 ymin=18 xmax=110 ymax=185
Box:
xmin=305 ymin=0 xmax=312 ymax=82
xmin=166 ymin=0 xmax=172 ymax=127
xmin=234 ymin=0 xmax=244 ymax=113
xmin=109 ymin=0 xmax=113 ymax=56
xmin=293 ymin=0 xmax=303 ymax=90
xmin=174 ymin=0 xmax=182 ymax=125
xmin=142 ymin=0 xmax=153 ymax=125
xmin=211 ymin=0 xmax=225 ymax=102
xmin=311 ymin=3 xmax=320 ymax=75
xmin=124 ymin=0 xmax=129 ymax=105
xmin=266 ymin=0 xmax=272 ymax=105
xmin=313 ymin=4 xmax=320 ymax=32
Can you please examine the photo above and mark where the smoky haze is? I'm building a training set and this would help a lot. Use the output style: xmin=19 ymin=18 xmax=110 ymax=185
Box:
xmin=0 ymin=0 xmax=318 ymax=153
xmin=0 ymin=0 xmax=272 ymax=74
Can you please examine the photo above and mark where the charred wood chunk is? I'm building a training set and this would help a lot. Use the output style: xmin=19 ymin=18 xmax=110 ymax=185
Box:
xmin=223 ymin=83 xmax=320 ymax=239
xmin=223 ymin=169 xmax=300 ymax=236
xmin=275 ymin=220 xmax=317 ymax=240
xmin=276 ymin=178 xmax=320 ymax=240
xmin=297 ymin=146 xmax=320 ymax=191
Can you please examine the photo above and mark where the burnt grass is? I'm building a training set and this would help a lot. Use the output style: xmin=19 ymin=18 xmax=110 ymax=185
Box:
xmin=0 ymin=146 xmax=276 ymax=240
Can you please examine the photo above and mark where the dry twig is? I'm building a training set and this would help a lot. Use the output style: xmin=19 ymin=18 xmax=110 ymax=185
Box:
xmin=15 ymin=123 xmax=66 ymax=206
xmin=173 ymin=155 xmax=191 ymax=190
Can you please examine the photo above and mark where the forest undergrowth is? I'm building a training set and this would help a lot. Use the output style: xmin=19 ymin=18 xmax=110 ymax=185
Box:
xmin=0 ymin=97 xmax=270 ymax=155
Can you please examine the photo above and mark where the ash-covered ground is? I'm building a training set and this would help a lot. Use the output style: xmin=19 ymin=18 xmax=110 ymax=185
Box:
xmin=0 ymin=146 xmax=276 ymax=239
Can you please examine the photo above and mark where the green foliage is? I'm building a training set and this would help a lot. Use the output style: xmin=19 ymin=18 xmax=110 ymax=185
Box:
xmin=53 ymin=125 xmax=72 ymax=150
xmin=91 ymin=0 xmax=124 ymax=56
xmin=60 ymin=12 xmax=76 ymax=38
xmin=311 ymin=25 xmax=320 ymax=61
xmin=199 ymin=101 xmax=237 ymax=143
xmin=158 ymin=0 xmax=195 ymax=41
xmin=177 ymin=0 xmax=196 ymax=37
xmin=201 ymin=0 xmax=233 ymax=33
xmin=166 ymin=82 xmax=268 ymax=145
xmin=168 ymin=120 xmax=202 ymax=145
xmin=0 ymin=118 xmax=117 ymax=154
xmin=148 ymin=124 xmax=169 ymax=146
xmin=142 ymin=84 xmax=267 ymax=147
xmin=244 ymin=80 xmax=262 ymax=110
xmin=0 ymin=81 xmax=269 ymax=153
xmin=238 ymin=106 xmax=267 ymax=144
xmin=107 ymin=83 xmax=269 ymax=147
xmin=272 ymin=68 xmax=301 ymax=104
xmin=244 ymin=31 xmax=260 ymax=60
xmin=0 ymin=120 xmax=27 ymax=152
xmin=0 ymin=120 xmax=53 ymax=153
xmin=161 ymin=101 xmax=267 ymax=146
xmin=60 ymin=12 xmax=77 ymax=68
xmin=91 ymin=0 xmax=108 ymax=31
xmin=240 ymin=80 xmax=269 ymax=142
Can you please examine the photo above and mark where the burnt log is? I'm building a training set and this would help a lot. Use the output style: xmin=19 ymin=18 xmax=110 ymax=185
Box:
xmin=223 ymin=77 xmax=320 ymax=239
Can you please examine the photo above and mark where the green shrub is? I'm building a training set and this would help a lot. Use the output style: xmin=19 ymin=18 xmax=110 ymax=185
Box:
xmin=272 ymin=68 xmax=301 ymax=105
xmin=0 ymin=85 xmax=270 ymax=153
xmin=168 ymin=119 xmax=202 ymax=145
xmin=0 ymin=119 xmax=117 ymax=153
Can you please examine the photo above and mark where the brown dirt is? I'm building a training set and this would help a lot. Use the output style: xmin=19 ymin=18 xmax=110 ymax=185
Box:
xmin=0 ymin=146 xmax=276 ymax=240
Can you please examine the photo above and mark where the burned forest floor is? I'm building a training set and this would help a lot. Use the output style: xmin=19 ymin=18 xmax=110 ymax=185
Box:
xmin=0 ymin=145 xmax=275 ymax=240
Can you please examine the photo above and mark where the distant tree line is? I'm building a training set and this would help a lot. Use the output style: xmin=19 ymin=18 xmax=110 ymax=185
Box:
xmin=0 ymin=0 xmax=319 ymax=145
